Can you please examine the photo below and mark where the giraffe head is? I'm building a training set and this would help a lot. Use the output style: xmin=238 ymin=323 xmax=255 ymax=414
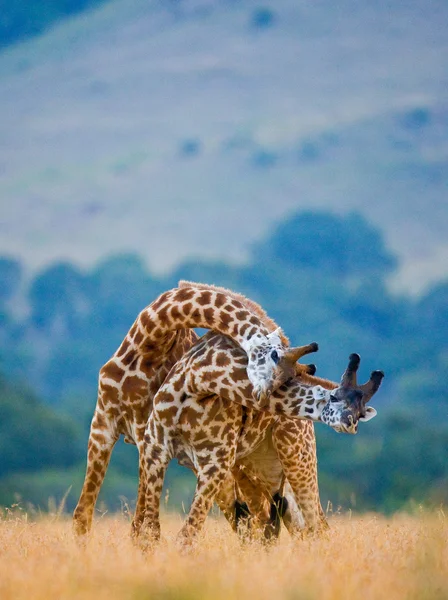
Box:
xmin=244 ymin=331 xmax=319 ymax=406
xmin=312 ymin=354 xmax=384 ymax=434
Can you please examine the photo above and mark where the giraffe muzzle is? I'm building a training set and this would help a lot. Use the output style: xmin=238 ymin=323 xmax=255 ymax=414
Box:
xmin=340 ymin=413 xmax=358 ymax=434
xmin=252 ymin=382 xmax=272 ymax=408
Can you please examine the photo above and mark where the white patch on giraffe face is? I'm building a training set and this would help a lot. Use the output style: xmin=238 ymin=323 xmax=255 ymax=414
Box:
xmin=266 ymin=327 xmax=284 ymax=347
xmin=243 ymin=329 xmax=288 ymax=405
xmin=311 ymin=386 xmax=332 ymax=402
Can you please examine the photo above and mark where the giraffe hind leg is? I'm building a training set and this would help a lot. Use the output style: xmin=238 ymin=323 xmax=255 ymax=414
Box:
xmin=214 ymin=471 xmax=248 ymax=533
xmin=73 ymin=410 xmax=118 ymax=536
xmin=263 ymin=492 xmax=289 ymax=541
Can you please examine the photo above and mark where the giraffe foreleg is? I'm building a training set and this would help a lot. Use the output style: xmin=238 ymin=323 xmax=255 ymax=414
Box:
xmin=133 ymin=422 xmax=172 ymax=550
xmin=279 ymin=482 xmax=306 ymax=537
xmin=231 ymin=467 xmax=272 ymax=540
xmin=177 ymin=444 xmax=236 ymax=548
xmin=130 ymin=439 xmax=149 ymax=540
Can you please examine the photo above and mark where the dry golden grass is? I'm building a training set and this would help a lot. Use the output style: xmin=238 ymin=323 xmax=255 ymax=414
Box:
xmin=0 ymin=511 xmax=447 ymax=600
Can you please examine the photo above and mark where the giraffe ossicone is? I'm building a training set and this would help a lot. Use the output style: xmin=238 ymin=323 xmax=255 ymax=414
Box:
xmin=315 ymin=355 xmax=384 ymax=433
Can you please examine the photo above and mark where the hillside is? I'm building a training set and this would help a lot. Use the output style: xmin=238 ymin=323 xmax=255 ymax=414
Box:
xmin=1 ymin=0 xmax=448 ymax=292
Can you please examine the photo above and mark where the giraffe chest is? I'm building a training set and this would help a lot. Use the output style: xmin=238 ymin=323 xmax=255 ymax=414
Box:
xmin=237 ymin=428 xmax=284 ymax=493
xmin=235 ymin=411 xmax=276 ymax=460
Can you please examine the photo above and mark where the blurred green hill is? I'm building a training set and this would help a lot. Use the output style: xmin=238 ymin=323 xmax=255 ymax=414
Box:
xmin=1 ymin=210 xmax=447 ymax=514
xmin=0 ymin=0 xmax=447 ymax=292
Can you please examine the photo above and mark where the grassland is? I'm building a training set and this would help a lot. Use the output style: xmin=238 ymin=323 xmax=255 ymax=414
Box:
xmin=0 ymin=511 xmax=447 ymax=600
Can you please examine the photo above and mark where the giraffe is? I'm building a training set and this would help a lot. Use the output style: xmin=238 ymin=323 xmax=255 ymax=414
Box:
xmin=135 ymin=331 xmax=383 ymax=547
xmin=73 ymin=281 xmax=312 ymax=536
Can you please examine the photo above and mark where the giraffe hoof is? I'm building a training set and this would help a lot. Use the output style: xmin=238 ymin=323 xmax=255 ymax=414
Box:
xmin=134 ymin=533 xmax=158 ymax=554
xmin=175 ymin=529 xmax=198 ymax=554
xmin=176 ymin=539 xmax=197 ymax=555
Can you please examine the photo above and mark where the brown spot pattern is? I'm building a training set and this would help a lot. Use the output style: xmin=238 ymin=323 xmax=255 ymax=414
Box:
xmin=101 ymin=362 xmax=125 ymax=383
xmin=175 ymin=288 xmax=195 ymax=302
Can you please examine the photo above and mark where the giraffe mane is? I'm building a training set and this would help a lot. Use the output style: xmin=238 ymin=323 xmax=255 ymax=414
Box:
xmin=296 ymin=372 xmax=338 ymax=391
xmin=178 ymin=280 xmax=290 ymax=345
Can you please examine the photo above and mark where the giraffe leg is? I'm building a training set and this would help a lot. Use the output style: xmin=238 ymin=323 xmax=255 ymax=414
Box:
xmin=130 ymin=439 xmax=149 ymax=540
xmin=133 ymin=423 xmax=172 ymax=550
xmin=177 ymin=455 xmax=243 ymax=536
xmin=214 ymin=471 xmax=241 ymax=532
xmin=272 ymin=420 xmax=328 ymax=535
xmin=73 ymin=410 xmax=118 ymax=536
xmin=232 ymin=468 xmax=271 ymax=540
xmin=233 ymin=470 xmax=292 ymax=543
xmin=177 ymin=445 xmax=236 ymax=548
xmin=280 ymin=481 xmax=307 ymax=537
xmin=263 ymin=491 xmax=290 ymax=541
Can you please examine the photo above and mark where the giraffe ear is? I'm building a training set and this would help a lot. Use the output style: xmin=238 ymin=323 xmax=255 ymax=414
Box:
xmin=359 ymin=406 xmax=377 ymax=422
xmin=312 ymin=386 xmax=331 ymax=402
xmin=266 ymin=327 xmax=283 ymax=345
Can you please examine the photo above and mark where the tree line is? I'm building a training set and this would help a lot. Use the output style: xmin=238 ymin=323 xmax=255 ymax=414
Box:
xmin=0 ymin=210 xmax=447 ymax=513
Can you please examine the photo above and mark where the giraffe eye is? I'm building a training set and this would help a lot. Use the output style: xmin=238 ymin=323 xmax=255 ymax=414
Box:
xmin=271 ymin=350 xmax=279 ymax=364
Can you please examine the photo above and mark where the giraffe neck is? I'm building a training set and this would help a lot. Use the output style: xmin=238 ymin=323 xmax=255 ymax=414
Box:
xmin=159 ymin=332 xmax=336 ymax=425
xmin=113 ymin=285 xmax=287 ymax=404
xmin=115 ymin=286 xmax=273 ymax=360
xmin=265 ymin=381 xmax=326 ymax=422
xmin=141 ymin=286 xmax=271 ymax=349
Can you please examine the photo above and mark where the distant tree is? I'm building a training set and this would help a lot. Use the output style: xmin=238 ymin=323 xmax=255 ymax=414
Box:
xmin=179 ymin=138 xmax=202 ymax=158
xmin=28 ymin=262 xmax=87 ymax=333
xmin=88 ymin=253 xmax=161 ymax=329
xmin=0 ymin=373 xmax=81 ymax=478
xmin=401 ymin=107 xmax=431 ymax=131
xmin=416 ymin=281 xmax=448 ymax=346
xmin=251 ymin=148 xmax=279 ymax=169
xmin=0 ymin=257 xmax=22 ymax=302
xmin=250 ymin=7 xmax=276 ymax=30
xmin=253 ymin=210 xmax=397 ymax=281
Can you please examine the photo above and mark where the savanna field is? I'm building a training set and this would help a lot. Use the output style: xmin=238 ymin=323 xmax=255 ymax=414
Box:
xmin=1 ymin=511 xmax=447 ymax=600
